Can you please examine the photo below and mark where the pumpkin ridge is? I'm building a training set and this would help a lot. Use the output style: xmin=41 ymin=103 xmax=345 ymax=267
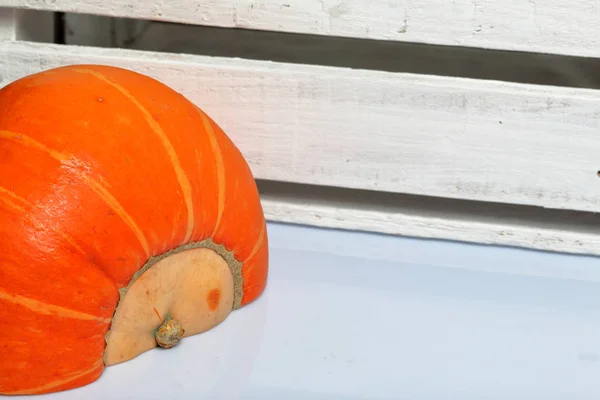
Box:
xmin=244 ymin=223 xmax=266 ymax=263
xmin=0 ymin=185 xmax=26 ymax=205
xmin=0 ymin=290 xmax=112 ymax=323
xmin=197 ymin=108 xmax=226 ymax=237
xmin=0 ymin=190 xmax=25 ymax=213
xmin=72 ymin=68 xmax=196 ymax=242
xmin=82 ymin=172 xmax=150 ymax=257
xmin=0 ymin=188 xmax=89 ymax=257
xmin=0 ymin=130 xmax=151 ymax=257
xmin=5 ymin=358 xmax=104 ymax=395
xmin=0 ymin=130 xmax=68 ymax=160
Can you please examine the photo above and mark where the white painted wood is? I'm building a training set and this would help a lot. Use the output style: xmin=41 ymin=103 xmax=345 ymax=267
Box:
xmin=262 ymin=196 xmax=600 ymax=258
xmin=1 ymin=42 xmax=600 ymax=216
xmin=2 ymin=0 xmax=600 ymax=58
xmin=63 ymin=17 xmax=600 ymax=91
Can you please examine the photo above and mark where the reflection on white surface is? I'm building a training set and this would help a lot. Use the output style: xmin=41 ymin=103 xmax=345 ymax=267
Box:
xmin=27 ymin=223 xmax=600 ymax=399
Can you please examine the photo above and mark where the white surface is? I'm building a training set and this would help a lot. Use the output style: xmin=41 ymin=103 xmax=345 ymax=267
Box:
xmin=19 ymin=222 xmax=600 ymax=399
xmin=2 ymin=41 xmax=600 ymax=216
xmin=2 ymin=0 xmax=600 ymax=58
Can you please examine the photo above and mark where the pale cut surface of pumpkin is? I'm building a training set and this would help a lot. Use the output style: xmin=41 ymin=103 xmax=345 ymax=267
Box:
xmin=104 ymin=247 xmax=234 ymax=366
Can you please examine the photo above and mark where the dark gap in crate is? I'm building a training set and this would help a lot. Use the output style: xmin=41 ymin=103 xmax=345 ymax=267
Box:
xmin=53 ymin=12 xmax=66 ymax=45
xmin=257 ymin=180 xmax=600 ymax=239
xmin=62 ymin=13 xmax=600 ymax=90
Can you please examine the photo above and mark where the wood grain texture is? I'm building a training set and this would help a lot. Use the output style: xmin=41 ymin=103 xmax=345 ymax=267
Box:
xmin=264 ymin=198 xmax=600 ymax=257
xmin=2 ymin=0 xmax=600 ymax=58
xmin=63 ymin=16 xmax=600 ymax=91
xmin=2 ymin=41 xmax=600 ymax=217
xmin=261 ymin=189 xmax=600 ymax=258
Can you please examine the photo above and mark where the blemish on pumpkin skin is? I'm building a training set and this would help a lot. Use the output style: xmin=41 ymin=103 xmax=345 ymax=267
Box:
xmin=206 ymin=288 xmax=221 ymax=311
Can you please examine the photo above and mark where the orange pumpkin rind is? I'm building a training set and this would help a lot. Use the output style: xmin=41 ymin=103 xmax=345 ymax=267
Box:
xmin=0 ymin=64 xmax=269 ymax=395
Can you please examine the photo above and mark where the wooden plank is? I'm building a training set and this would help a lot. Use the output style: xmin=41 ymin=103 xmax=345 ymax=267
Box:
xmin=1 ymin=41 xmax=600 ymax=216
xmin=2 ymin=0 xmax=600 ymax=58
xmin=262 ymin=196 xmax=600 ymax=258
xmin=63 ymin=18 xmax=600 ymax=91
xmin=259 ymin=181 xmax=600 ymax=258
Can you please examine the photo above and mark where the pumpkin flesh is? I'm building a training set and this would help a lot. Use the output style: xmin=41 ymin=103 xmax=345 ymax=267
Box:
xmin=104 ymin=245 xmax=235 ymax=366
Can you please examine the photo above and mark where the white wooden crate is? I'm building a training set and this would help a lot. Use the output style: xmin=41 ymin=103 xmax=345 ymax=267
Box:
xmin=1 ymin=1 xmax=600 ymax=257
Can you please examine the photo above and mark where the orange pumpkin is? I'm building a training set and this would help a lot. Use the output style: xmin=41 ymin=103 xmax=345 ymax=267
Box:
xmin=0 ymin=65 xmax=268 ymax=395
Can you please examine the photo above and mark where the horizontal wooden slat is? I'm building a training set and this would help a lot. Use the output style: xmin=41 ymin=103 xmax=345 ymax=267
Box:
xmin=1 ymin=41 xmax=600 ymax=216
xmin=2 ymin=0 xmax=600 ymax=58
xmin=62 ymin=15 xmax=600 ymax=91
xmin=261 ymin=191 xmax=600 ymax=258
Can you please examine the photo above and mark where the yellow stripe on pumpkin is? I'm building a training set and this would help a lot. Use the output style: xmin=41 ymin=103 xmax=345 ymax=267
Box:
xmin=0 ymin=185 xmax=27 ymax=205
xmin=0 ymin=130 xmax=68 ymax=160
xmin=75 ymin=68 xmax=196 ymax=243
xmin=244 ymin=223 xmax=266 ymax=263
xmin=0 ymin=290 xmax=111 ymax=324
xmin=197 ymin=109 xmax=226 ymax=237
xmin=83 ymin=175 xmax=150 ymax=256
xmin=0 ymin=130 xmax=150 ymax=257
xmin=0 ymin=185 xmax=88 ymax=257
xmin=4 ymin=359 xmax=104 ymax=395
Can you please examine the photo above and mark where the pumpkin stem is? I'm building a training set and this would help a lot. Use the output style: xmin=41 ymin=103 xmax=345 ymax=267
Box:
xmin=155 ymin=317 xmax=185 ymax=349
